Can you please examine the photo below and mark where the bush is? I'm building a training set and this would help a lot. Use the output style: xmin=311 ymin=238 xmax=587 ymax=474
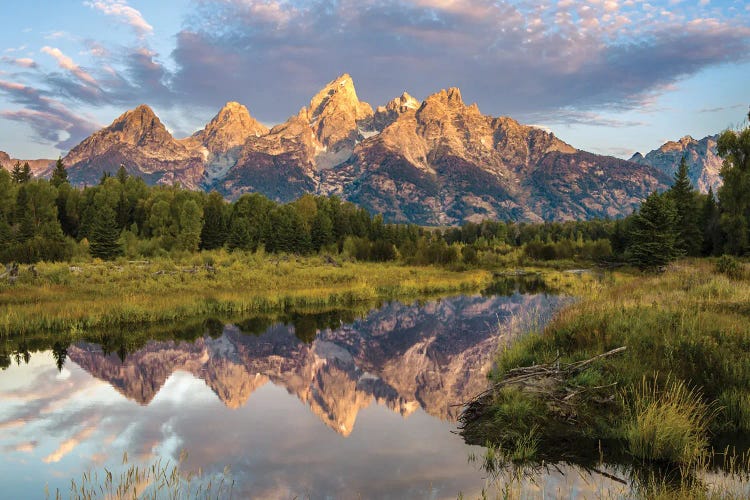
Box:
xmin=715 ymin=254 xmax=744 ymax=279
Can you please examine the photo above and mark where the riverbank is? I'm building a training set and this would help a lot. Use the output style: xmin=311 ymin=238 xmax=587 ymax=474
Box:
xmin=0 ymin=251 xmax=493 ymax=338
xmin=460 ymin=258 xmax=750 ymax=494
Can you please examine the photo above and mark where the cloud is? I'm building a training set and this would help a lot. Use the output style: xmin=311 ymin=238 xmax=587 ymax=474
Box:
xmin=699 ymin=104 xmax=745 ymax=113
xmin=43 ymin=425 xmax=96 ymax=463
xmin=531 ymin=110 xmax=647 ymax=128
xmin=0 ymin=80 xmax=100 ymax=149
xmin=1 ymin=57 xmax=38 ymax=69
xmin=85 ymin=0 xmax=153 ymax=37
xmin=41 ymin=46 xmax=99 ymax=87
xmin=168 ymin=0 xmax=750 ymax=123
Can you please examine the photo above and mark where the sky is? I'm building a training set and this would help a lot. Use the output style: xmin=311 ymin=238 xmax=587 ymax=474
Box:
xmin=0 ymin=0 xmax=748 ymax=160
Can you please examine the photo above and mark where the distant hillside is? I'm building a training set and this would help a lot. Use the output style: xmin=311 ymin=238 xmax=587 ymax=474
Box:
xmin=0 ymin=151 xmax=54 ymax=178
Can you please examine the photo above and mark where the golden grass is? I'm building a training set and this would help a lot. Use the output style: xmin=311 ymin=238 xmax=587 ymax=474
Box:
xmin=1 ymin=250 xmax=492 ymax=337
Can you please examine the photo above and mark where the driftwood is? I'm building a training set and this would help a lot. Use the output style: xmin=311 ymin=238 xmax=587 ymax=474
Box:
xmin=323 ymin=255 xmax=341 ymax=267
xmin=1 ymin=263 xmax=19 ymax=283
xmin=459 ymin=347 xmax=627 ymax=427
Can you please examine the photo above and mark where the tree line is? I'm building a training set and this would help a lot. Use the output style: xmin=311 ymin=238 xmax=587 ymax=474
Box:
xmin=1 ymin=112 xmax=748 ymax=269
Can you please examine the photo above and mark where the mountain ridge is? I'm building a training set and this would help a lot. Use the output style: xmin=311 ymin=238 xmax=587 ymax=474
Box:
xmin=6 ymin=74 xmax=675 ymax=223
xmin=630 ymin=134 xmax=722 ymax=194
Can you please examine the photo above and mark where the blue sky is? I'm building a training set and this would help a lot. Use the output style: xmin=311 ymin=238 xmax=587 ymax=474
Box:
xmin=0 ymin=0 xmax=748 ymax=160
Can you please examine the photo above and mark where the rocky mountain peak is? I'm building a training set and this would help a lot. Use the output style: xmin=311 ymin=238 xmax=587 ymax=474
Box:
xmin=191 ymin=101 xmax=269 ymax=154
xmin=386 ymin=92 xmax=420 ymax=113
xmin=633 ymin=133 xmax=722 ymax=193
xmin=372 ymin=92 xmax=421 ymax=131
xmin=301 ymin=74 xmax=375 ymax=168
xmin=307 ymin=74 xmax=370 ymax=122
xmin=422 ymin=87 xmax=464 ymax=108
xmin=105 ymin=104 xmax=174 ymax=147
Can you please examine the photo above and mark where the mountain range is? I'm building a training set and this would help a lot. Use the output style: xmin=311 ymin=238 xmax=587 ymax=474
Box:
xmin=1 ymin=74 xmax=726 ymax=224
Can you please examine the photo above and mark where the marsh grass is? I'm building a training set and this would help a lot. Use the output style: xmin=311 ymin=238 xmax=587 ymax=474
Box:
xmin=624 ymin=376 xmax=716 ymax=466
xmin=0 ymin=251 xmax=491 ymax=337
xmin=48 ymin=452 xmax=233 ymax=500
xmin=461 ymin=258 xmax=750 ymax=497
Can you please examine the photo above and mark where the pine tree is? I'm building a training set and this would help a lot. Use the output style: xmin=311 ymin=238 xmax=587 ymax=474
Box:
xmin=227 ymin=217 xmax=252 ymax=250
xmin=89 ymin=205 xmax=123 ymax=260
xmin=700 ymin=187 xmax=722 ymax=256
xmin=11 ymin=161 xmax=31 ymax=183
xmin=717 ymin=112 xmax=750 ymax=255
xmin=116 ymin=164 xmax=128 ymax=184
xmin=50 ymin=157 xmax=68 ymax=187
xmin=668 ymin=156 xmax=702 ymax=256
xmin=627 ymin=193 xmax=680 ymax=270
xmin=200 ymin=191 xmax=227 ymax=250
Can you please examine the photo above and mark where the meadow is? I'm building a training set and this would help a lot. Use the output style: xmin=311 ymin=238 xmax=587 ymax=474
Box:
xmin=0 ymin=250 xmax=492 ymax=338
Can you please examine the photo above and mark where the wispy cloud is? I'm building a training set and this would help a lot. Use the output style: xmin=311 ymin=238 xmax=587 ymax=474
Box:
xmin=699 ymin=103 xmax=745 ymax=113
xmin=0 ymin=80 xmax=100 ymax=149
xmin=41 ymin=46 xmax=99 ymax=86
xmin=1 ymin=57 xmax=38 ymax=69
xmin=85 ymin=0 xmax=153 ymax=37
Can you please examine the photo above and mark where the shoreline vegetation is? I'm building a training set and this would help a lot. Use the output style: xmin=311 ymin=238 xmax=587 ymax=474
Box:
xmin=0 ymin=252 xmax=493 ymax=339
xmin=459 ymin=258 xmax=750 ymax=498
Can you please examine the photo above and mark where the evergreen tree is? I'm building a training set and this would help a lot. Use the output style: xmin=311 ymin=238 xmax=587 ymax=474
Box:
xmin=176 ymin=199 xmax=203 ymax=252
xmin=227 ymin=217 xmax=252 ymax=250
xmin=717 ymin=112 xmax=750 ymax=255
xmin=116 ymin=164 xmax=128 ymax=184
xmin=11 ymin=161 xmax=31 ymax=183
xmin=89 ymin=205 xmax=123 ymax=260
xmin=50 ymin=157 xmax=68 ymax=187
xmin=700 ymin=187 xmax=722 ymax=256
xmin=311 ymin=210 xmax=334 ymax=250
xmin=627 ymin=193 xmax=680 ymax=270
xmin=115 ymin=190 xmax=131 ymax=230
xmin=200 ymin=191 xmax=227 ymax=250
xmin=668 ymin=156 xmax=702 ymax=256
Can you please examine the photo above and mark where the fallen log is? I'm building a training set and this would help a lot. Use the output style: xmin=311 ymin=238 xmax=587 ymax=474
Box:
xmin=458 ymin=346 xmax=627 ymax=427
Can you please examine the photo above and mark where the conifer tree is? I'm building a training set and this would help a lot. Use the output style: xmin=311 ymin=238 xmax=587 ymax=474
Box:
xmin=668 ymin=156 xmax=702 ymax=256
xmin=717 ymin=111 xmax=750 ymax=255
xmin=700 ymin=187 xmax=722 ymax=256
xmin=11 ymin=161 xmax=31 ymax=183
xmin=50 ymin=157 xmax=68 ymax=187
xmin=116 ymin=164 xmax=128 ymax=184
xmin=627 ymin=192 xmax=680 ymax=270
xmin=89 ymin=205 xmax=122 ymax=260
xmin=200 ymin=191 xmax=227 ymax=250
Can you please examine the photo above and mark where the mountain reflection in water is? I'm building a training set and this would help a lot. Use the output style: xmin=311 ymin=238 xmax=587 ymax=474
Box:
xmin=0 ymin=290 xmax=577 ymax=498
xmin=68 ymin=293 xmax=566 ymax=435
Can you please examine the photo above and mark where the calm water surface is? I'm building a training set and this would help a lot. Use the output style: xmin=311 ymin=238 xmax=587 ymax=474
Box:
xmin=0 ymin=287 xmax=627 ymax=498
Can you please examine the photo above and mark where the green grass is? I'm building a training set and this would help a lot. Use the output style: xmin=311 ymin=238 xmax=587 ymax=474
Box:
xmin=0 ymin=250 xmax=492 ymax=338
xmin=624 ymin=377 xmax=715 ymax=466
xmin=461 ymin=258 xmax=750 ymax=492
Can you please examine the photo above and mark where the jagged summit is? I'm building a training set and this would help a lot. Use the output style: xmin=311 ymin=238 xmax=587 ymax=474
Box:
xmin=189 ymin=102 xmax=268 ymax=153
xmin=64 ymin=103 xmax=204 ymax=188
xmin=632 ymin=133 xmax=722 ymax=193
xmin=303 ymin=73 xmax=374 ymax=152
xmin=56 ymin=75 xmax=672 ymax=223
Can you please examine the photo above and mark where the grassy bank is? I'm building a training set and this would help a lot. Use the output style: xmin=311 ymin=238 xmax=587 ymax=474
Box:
xmin=0 ymin=250 xmax=492 ymax=338
xmin=461 ymin=259 xmax=750 ymax=477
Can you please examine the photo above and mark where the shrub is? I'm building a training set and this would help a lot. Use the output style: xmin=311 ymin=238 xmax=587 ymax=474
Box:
xmin=715 ymin=254 xmax=744 ymax=279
